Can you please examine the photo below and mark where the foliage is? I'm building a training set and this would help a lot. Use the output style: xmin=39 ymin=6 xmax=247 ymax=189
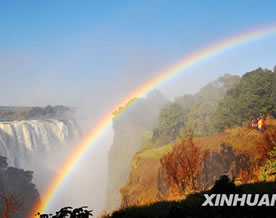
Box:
xmin=153 ymin=103 xmax=187 ymax=146
xmin=138 ymin=131 xmax=153 ymax=152
xmin=119 ymin=116 xmax=276 ymax=212
xmin=153 ymin=67 xmax=276 ymax=136
xmin=215 ymin=68 xmax=276 ymax=131
xmin=160 ymin=136 xmax=207 ymax=194
xmin=256 ymin=123 xmax=276 ymax=162
xmin=236 ymin=162 xmax=259 ymax=184
xmin=112 ymin=98 xmax=138 ymax=120
xmin=115 ymin=66 xmax=276 ymax=214
xmin=179 ymin=74 xmax=240 ymax=136
xmin=0 ymin=189 xmax=23 ymax=218
xmin=174 ymin=94 xmax=195 ymax=111
xmin=28 ymin=105 xmax=72 ymax=119
xmin=0 ymin=105 xmax=73 ymax=120
xmin=260 ymin=146 xmax=276 ymax=181
xmin=36 ymin=206 xmax=93 ymax=218
xmin=0 ymin=156 xmax=40 ymax=218
xmin=184 ymin=101 xmax=215 ymax=136
xmin=152 ymin=74 xmax=240 ymax=143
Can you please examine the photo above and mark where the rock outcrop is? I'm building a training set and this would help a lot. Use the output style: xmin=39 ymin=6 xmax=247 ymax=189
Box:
xmin=105 ymin=90 xmax=169 ymax=212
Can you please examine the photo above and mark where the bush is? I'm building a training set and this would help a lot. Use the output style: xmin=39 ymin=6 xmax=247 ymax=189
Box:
xmin=260 ymin=146 xmax=276 ymax=181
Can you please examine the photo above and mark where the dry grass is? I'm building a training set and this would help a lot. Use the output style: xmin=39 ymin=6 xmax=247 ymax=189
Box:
xmin=116 ymin=116 xmax=276 ymax=214
xmin=160 ymin=136 xmax=207 ymax=195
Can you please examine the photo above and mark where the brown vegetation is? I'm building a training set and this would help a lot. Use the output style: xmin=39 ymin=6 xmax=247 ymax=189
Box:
xmin=0 ymin=188 xmax=23 ymax=218
xmin=237 ymin=163 xmax=259 ymax=184
xmin=160 ymin=136 xmax=207 ymax=195
xmin=118 ymin=117 xmax=276 ymax=210
xmin=256 ymin=117 xmax=276 ymax=162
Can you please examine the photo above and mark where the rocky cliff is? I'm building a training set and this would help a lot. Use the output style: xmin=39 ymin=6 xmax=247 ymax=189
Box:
xmin=105 ymin=90 xmax=169 ymax=212
xmin=119 ymin=124 xmax=272 ymax=208
xmin=120 ymin=145 xmax=173 ymax=208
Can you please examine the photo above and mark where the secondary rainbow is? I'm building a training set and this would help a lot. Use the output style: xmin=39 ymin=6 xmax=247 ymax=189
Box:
xmin=30 ymin=25 xmax=276 ymax=216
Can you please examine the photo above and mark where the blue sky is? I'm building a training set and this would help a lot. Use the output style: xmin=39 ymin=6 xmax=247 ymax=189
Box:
xmin=1 ymin=1 xmax=276 ymax=214
xmin=0 ymin=0 xmax=276 ymax=108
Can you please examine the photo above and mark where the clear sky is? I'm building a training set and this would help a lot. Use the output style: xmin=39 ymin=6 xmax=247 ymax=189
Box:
xmin=0 ymin=0 xmax=276 ymax=110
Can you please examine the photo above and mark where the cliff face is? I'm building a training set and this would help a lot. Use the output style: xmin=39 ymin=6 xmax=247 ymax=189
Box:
xmin=119 ymin=123 xmax=274 ymax=208
xmin=120 ymin=145 xmax=172 ymax=208
xmin=108 ymin=71 xmax=276 ymax=211
xmin=105 ymin=91 xmax=169 ymax=212
xmin=105 ymin=124 xmax=148 ymax=211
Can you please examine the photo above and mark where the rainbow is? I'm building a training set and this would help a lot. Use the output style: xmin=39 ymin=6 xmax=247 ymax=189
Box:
xmin=30 ymin=25 xmax=276 ymax=216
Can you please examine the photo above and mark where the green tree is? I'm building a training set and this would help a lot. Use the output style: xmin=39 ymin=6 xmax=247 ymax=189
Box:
xmin=260 ymin=146 xmax=276 ymax=181
xmin=154 ymin=103 xmax=187 ymax=145
xmin=175 ymin=94 xmax=195 ymax=111
xmin=184 ymin=74 xmax=240 ymax=135
xmin=215 ymin=68 xmax=276 ymax=131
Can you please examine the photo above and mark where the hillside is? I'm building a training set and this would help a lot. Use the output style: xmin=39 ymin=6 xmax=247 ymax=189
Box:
xmin=119 ymin=117 xmax=276 ymax=209
xmin=105 ymin=66 xmax=276 ymax=215
xmin=108 ymin=179 xmax=276 ymax=218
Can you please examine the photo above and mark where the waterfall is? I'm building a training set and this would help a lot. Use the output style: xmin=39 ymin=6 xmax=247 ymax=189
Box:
xmin=0 ymin=119 xmax=81 ymax=169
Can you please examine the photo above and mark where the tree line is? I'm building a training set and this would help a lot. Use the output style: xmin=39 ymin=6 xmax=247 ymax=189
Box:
xmin=150 ymin=66 xmax=276 ymax=147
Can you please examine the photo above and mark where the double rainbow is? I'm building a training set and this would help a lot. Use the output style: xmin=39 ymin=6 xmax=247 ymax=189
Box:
xmin=30 ymin=25 xmax=276 ymax=216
